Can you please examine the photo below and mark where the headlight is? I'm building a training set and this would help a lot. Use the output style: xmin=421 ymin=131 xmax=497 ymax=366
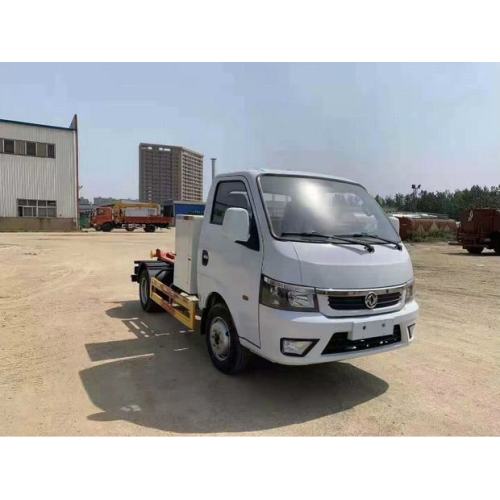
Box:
xmin=405 ymin=279 xmax=415 ymax=303
xmin=260 ymin=275 xmax=318 ymax=312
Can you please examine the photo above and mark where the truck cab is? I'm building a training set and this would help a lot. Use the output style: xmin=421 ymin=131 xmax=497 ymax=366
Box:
xmin=196 ymin=170 xmax=418 ymax=373
xmin=90 ymin=206 xmax=113 ymax=231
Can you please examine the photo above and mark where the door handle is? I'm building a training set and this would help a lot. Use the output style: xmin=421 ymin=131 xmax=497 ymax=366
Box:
xmin=201 ymin=249 xmax=209 ymax=266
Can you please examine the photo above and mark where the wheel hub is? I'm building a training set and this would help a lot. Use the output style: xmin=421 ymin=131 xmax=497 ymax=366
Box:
xmin=209 ymin=317 xmax=231 ymax=361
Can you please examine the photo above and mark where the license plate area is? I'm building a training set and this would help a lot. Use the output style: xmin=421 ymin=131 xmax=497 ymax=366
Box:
xmin=351 ymin=318 xmax=394 ymax=340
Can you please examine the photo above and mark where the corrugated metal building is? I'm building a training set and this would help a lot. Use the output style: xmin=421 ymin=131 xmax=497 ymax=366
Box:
xmin=0 ymin=116 xmax=79 ymax=231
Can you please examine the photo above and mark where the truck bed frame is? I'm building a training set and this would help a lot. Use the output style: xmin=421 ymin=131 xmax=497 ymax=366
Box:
xmin=131 ymin=253 xmax=200 ymax=331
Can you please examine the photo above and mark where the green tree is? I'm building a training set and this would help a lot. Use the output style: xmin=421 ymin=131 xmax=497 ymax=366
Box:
xmin=378 ymin=185 xmax=500 ymax=219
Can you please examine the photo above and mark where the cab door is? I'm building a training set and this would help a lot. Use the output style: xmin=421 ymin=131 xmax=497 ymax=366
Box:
xmin=197 ymin=177 xmax=263 ymax=348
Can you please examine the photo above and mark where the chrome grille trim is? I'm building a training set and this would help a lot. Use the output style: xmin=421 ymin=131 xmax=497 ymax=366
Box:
xmin=316 ymin=284 xmax=407 ymax=296
xmin=316 ymin=283 xmax=408 ymax=317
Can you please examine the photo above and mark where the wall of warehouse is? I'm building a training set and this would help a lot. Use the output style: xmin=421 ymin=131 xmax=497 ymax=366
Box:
xmin=0 ymin=121 xmax=78 ymax=231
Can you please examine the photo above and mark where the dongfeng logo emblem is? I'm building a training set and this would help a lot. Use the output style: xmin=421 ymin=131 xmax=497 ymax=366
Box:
xmin=365 ymin=292 xmax=378 ymax=309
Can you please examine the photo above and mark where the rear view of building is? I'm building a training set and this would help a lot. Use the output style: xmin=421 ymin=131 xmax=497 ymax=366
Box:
xmin=0 ymin=116 xmax=79 ymax=231
xmin=139 ymin=144 xmax=203 ymax=204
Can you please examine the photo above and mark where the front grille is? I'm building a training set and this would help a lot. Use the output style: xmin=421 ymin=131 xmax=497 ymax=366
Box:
xmin=328 ymin=291 xmax=401 ymax=310
xmin=322 ymin=325 xmax=402 ymax=354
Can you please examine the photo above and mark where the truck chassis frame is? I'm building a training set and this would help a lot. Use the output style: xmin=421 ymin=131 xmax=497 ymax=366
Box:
xmin=132 ymin=251 xmax=200 ymax=331
xmin=149 ymin=277 xmax=199 ymax=330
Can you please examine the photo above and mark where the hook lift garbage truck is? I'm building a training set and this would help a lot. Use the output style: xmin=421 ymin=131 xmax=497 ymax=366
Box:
xmin=131 ymin=170 xmax=419 ymax=374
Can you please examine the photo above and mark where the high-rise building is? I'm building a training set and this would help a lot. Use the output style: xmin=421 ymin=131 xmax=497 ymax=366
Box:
xmin=139 ymin=143 xmax=204 ymax=204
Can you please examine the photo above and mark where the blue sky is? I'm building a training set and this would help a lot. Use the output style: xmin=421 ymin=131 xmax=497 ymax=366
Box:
xmin=1 ymin=63 xmax=499 ymax=200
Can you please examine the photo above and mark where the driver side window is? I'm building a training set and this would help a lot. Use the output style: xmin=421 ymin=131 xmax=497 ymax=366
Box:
xmin=211 ymin=180 xmax=260 ymax=251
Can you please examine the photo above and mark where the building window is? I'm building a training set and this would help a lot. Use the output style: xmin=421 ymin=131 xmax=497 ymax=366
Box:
xmin=17 ymin=199 xmax=57 ymax=218
xmin=36 ymin=143 xmax=48 ymax=157
xmin=4 ymin=139 xmax=15 ymax=154
xmin=0 ymin=138 xmax=56 ymax=158
xmin=15 ymin=140 xmax=26 ymax=155
xmin=26 ymin=142 xmax=36 ymax=156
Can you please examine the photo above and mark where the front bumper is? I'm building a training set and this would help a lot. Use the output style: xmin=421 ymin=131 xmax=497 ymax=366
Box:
xmin=255 ymin=301 xmax=419 ymax=365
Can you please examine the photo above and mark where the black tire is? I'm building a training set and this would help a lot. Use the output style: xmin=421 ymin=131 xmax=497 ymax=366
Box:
xmin=102 ymin=222 xmax=113 ymax=232
xmin=493 ymin=237 xmax=500 ymax=255
xmin=205 ymin=302 xmax=249 ymax=374
xmin=138 ymin=269 xmax=162 ymax=312
xmin=466 ymin=246 xmax=483 ymax=255
xmin=144 ymin=225 xmax=156 ymax=233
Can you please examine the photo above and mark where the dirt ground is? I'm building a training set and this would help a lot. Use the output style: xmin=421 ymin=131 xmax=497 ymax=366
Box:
xmin=0 ymin=230 xmax=498 ymax=436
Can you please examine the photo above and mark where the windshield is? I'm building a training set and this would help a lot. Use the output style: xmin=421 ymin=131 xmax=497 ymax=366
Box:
xmin=258 ymin=174 xmax=400 ymax=242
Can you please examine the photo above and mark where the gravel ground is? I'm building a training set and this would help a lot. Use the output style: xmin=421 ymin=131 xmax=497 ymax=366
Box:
xmin=0 ymin=230 xmax=498 ymax=435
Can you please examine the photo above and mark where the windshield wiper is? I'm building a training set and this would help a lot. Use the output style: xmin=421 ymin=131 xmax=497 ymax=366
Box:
xmin=344 ymin=233 xmax=403 ymax=250
xmin=280 ymin=232 xmax=375 ymax=253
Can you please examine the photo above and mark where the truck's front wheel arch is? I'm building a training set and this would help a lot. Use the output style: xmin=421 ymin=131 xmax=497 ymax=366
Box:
xmin=200 ymin=292 xmax=226 ymax=336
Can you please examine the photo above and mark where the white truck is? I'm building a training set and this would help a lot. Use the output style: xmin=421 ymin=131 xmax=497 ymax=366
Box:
xmin=131 ymin=170 xmax=418 ymax=374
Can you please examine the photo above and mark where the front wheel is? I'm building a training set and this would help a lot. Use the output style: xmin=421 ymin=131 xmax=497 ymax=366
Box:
xmin=205 ymin=302 xmax=249 ymax=374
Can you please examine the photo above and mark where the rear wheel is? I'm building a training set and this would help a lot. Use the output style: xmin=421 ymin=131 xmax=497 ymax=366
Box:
xmin=144 ymin=225 xmax=156 ymax=233
xmin=205 ymin=302 xmax=249 ymax=374
xmin=492 ymin=236 xmax=500 ymax=255
xmin=139 ymin=269 xmax=162 ymax=312
xmin=466 ymin=246 xmax=483 ymax=255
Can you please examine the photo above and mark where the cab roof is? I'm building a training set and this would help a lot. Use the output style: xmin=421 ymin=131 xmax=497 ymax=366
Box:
xmin=214 ymin=169 xmax=361 ymax=187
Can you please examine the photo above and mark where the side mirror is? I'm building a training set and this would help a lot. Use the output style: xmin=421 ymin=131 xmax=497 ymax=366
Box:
xmin=222 ymin=207 xmax=250 ymax=242
xmin=389 ymin=216 xmax=400 ymax=235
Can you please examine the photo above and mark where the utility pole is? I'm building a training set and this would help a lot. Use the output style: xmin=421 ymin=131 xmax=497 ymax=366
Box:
xmin=211 ymin=158 xmax=217 ymax=180
xmin=411 ymin=184 xmax=421 ymax=211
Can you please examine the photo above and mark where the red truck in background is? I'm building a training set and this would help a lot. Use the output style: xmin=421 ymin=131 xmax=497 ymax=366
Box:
xmin=90 ymin=201 xmax=173 ymax=232
xmin=457 ymin=208 xmax=500 ymax=255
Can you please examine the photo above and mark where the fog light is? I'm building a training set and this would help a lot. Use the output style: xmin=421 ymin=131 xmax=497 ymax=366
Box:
xmin=408 ymin=324 xmax=416 ymax=340
xmin=281 ymin=339 xmax=317 ymax=357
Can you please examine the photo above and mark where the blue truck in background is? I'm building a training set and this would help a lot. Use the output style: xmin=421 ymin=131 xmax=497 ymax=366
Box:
xmin=163 ymin=200 xmax=205 ymax=226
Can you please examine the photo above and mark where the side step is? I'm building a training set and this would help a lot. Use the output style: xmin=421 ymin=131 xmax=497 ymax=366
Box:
xmin=150 ymin=277 xmax=200 ymax=331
